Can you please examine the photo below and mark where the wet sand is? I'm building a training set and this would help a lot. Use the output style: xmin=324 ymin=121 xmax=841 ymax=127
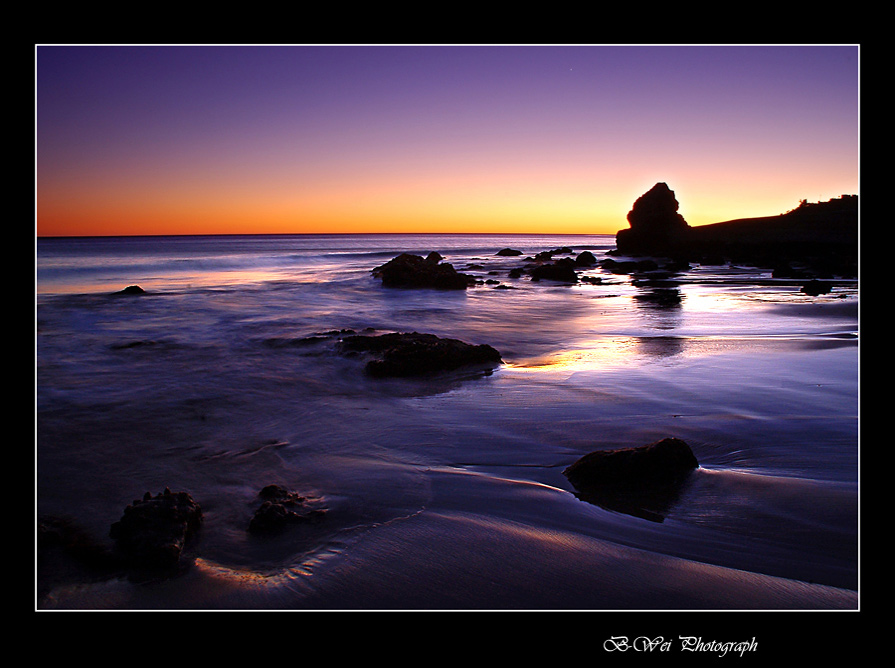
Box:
xmin=39 ymin=464 xmax=857 ymax=611
xmin=36 ymin=233 xmax=859 ymax=614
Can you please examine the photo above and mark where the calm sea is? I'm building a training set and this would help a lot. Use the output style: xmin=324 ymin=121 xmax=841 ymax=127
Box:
xmin=36 ymin=233 xmax=859 ymax=609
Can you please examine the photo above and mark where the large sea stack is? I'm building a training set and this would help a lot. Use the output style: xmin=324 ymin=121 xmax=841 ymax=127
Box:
xmin=615 ymin=182 xmax=691 ymax=257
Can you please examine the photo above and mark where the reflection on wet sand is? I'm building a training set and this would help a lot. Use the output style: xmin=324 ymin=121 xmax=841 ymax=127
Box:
xmin=632 ymin=284 xmax=684 ymax=334
xmin=633 ymin=285 xmax=683 ymax=308
xmin=633 ymin=335 xmax=685 ymax=358
xmin=507 ymin=336 xmax=683 ymax=373
xmin=570 ymin=476 xmax=693 ymax=523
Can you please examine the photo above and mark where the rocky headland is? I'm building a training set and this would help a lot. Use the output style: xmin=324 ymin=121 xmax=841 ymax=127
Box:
xmin=614 ymin=183 xmax=858 ymax=278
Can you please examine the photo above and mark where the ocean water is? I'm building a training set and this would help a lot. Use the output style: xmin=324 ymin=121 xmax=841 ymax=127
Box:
xmin=35 ymin=233 xmax=859 ymax=610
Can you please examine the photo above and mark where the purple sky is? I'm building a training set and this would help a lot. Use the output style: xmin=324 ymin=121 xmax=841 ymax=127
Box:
xmin=36 ymin=45 xmax=859 ymax=236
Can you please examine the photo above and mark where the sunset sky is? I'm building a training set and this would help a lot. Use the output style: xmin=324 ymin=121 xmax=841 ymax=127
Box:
xmin=35 ymin=44 xmax=859 ymax=237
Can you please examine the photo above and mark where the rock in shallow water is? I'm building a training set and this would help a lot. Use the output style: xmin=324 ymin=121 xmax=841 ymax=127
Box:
xmin=372 ymin=253 xmax=476 ymax=290
xmin=563 ymin=438 xmax=699 ymax=522
xmin=800 ymin=279 xmax=833 ymax=296
xmin=112 ymin=285 xmax=146 ymax=295
xmin=248 ymin=484 xmax=326 ymax=534
xmin=529 ymin=258 xmax=579 ymax=283
xmin=338 ymin=331 xmax=502 ymax=378
xmin=564 ymin=437 xmax=699 ymax=489
xmin=109 ymin=488 xmax=202 ymax=570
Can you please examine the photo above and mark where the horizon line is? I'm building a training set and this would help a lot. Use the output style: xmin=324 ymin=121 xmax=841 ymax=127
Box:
xmin=35 ymin=230 xmax=625 ymax=240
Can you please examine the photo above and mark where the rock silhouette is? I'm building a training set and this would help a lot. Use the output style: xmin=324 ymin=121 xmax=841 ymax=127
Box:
xmin=563 ymin=437 xmax=699 ymax=522
xmin=688 ymin=195 xmax=858 ymax=276
xmin=338 ymin=331 xmax=502 ymax=378
xmin=616 ymin=182 xmax=691 ymax=256
xmin=108 ymin=488 xmax=202 ymax=570
xmin=112 ymin=285 xmax=146 ymax=295
xmin=613 ymin=186 xmax=858 ymax=280
xmin=248 ymin=484 xmax=326 ymax=534
xmin=372 ymin=253 xmax=476 ymax=290
xmin=529 ymin=258 xmax=579 ymax=283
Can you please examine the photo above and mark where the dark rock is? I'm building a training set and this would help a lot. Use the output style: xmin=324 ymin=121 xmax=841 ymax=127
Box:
xmin=574 ymin=251 xmax=597 ymax=266
xmin=600 ymin=258 xmax=660 ymax=274
xmin=338 ymin=331 xmax=502 ymax=378
xmin=772 ymin=263 xmax=809 ymax=279
xmin=109 ymin=488 xmax=202 ymax=570
xmin=529 ymin=258 xmax=578 ymax=283
xmin=534 ymin=246 xmax=574 ymax=261
xmin=616 ymin=183 xmax=691 ymax=256
xmin=564 ymin=437 xmax=698 ymax=491
xmin=248 ymin=485 xmax=325 ymax=534
xmin=800 ymin=279 xmax=833 ymax=296
xmin=687 ymin=195 xmax=858 ymax=275
xmin=564 ymin=438 xmax=698 ymax=522
xmin=496 ymin=248 xmax=523 ymax=256
xmin=259 ymin=483 xmax=303 ymax=502
xmin=372 ymin=253 xmax=475 ymax=290
xmin=508 ymin=267 xmax=524 ymax=279
xmin=113 ymin=285 xmax=145 ymax=295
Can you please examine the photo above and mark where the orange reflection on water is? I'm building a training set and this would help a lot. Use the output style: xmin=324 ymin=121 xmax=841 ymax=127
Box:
xmin=505 ymin=337 xmax=646 ymax=374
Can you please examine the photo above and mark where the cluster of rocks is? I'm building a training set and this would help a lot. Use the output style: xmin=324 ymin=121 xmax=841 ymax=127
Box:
xmin=527 ymin=250 xmax=600 ymax=284
xmin=371 ymin=252 xmax=476 ymax=290
xmin=501 ymin=247 xmax=602 ymax=285
xmin=563 ymin=437 xmax=700 ymax=523
xmin=371 ymin=245 xmax=607 ymax=290
xmin=38 ymin=483 xmax=327 ymax=593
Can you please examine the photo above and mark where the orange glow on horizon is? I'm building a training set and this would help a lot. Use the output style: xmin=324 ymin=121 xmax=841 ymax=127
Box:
xmin=36 ymin=181 xmax=857 ymax=238
xmin=36 ymin=46 xmax=858 ymax=238
xmin=36 ymin=170 xmax=635 ymax=237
